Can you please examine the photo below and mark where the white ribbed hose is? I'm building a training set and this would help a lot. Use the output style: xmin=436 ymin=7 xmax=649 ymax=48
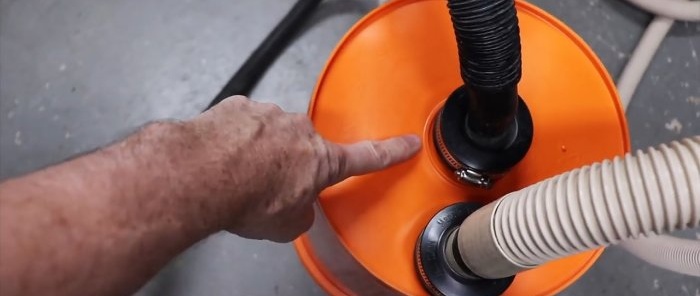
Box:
xmin=620 ymin=234 xmax=700 ymax=276
xmin=457 ymin=136 xmax=700 ymax=279
xmin=625 ymin=0 xmax=700 ymax=22
xmin=616 ymin=0 xmax=700 ymax=276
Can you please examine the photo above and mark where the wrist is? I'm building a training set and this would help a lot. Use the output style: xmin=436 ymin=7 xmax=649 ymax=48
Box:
xmin=144 ymin=120 xmax=253 ymax=233
xmin=111 ymin=120 xmax=229 ymax=236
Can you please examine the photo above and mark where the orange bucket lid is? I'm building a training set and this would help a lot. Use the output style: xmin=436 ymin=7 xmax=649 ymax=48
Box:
xmin=295 ymin=0 xmax=629 ymax=295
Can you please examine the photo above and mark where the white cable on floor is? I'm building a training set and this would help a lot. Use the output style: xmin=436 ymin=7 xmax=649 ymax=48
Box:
xmin=617 ymin=16 xmax=674 ymax=109
xmin=625 ymin=0 xmax=700 ymax=22
xmin=617 ymin=0 xmax=699 ymax=108
xmin=456 ymin=136 xmax=700 ymax=279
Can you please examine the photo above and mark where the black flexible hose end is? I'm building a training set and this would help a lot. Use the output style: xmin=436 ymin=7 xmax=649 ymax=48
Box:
xmin=448 ymin=0 xmax=523 ymax=145
xmin=435 ymin=0 xmax=533 ymax=187
xmin=448 ymin=0 xmax=522 ymax=91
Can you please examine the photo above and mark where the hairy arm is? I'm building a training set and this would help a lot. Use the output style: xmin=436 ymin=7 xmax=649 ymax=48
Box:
xmin=0 ymin=96 xmax=421 ymax=296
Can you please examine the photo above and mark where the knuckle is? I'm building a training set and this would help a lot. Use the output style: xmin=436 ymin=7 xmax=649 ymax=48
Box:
xmin=299 ymin=186 xmax=313 ymax=199
xmin=218 ymin=96 xmax=251 ymax=112
xmin=302 ymin=208 xmax=315 ymax=231
xmin=291 ymin=113 xmax=311 ymax=125
xmin=228 ymin=95 xmax=249 ymax=104
xmin=369 ymin=140 xmax=391 ymax=166
xmin=320 ymin=142 xmax=343 ymax=184
xmin=260 ymin=102 xmax=283 ymax=113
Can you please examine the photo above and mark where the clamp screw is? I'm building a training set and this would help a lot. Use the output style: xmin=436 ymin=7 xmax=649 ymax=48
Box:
xmin=454 ymin=168 xmax=492 ymax=188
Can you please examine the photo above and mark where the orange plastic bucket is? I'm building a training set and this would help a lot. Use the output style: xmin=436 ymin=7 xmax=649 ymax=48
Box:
xmin=294 ymin=0 xmax=630 ymax=295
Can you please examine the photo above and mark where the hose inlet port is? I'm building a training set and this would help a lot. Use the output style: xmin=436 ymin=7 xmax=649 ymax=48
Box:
xmin=436 ymin=0 xmax=534 ymax=187
xmin=415 ymin=203 xmax=514 ymax=296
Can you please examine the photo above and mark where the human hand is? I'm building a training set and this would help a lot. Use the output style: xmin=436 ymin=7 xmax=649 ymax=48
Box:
xmin=187 ymin=96 xmax=421 ymax=242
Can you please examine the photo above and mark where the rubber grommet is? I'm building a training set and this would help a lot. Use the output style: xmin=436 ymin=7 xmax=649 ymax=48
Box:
xmin=436 ymin=86 xmax=534 ymax=176
xmin=415 ymin=203 xmax=514 ymax=296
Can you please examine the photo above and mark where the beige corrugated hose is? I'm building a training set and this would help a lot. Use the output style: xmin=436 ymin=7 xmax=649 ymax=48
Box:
xmin=620 ymin=235 xmax=700 ymax=276
xmin=615 ymin=0 xmax=700 ymax=277
xmin=456 ymin=136 xmax=700 ymax=279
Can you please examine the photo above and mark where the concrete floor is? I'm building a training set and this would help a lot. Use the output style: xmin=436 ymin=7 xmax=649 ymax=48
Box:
xmin=0 ymin=0 xmax=698 ymax=295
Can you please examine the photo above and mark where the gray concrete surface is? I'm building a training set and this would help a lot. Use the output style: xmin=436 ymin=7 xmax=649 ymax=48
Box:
xmin=0 ymin=0 xmax=698 ymax=295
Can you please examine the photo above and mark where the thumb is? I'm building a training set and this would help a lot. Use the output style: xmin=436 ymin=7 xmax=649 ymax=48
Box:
xmin=326 ymin=135 xmax=421 ymax=185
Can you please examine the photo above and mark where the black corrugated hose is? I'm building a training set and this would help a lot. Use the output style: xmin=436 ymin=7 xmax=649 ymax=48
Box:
xmin=446 ymin=0 xmax=522 ymax=143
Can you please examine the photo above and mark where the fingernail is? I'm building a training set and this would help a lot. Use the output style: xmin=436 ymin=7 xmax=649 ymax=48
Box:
xmin=404 ymin=134 xmax=422 ymax=148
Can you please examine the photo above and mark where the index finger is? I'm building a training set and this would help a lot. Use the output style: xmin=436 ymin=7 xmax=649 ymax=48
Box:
xmin=326 ymin=135 xmax=421 ymax=185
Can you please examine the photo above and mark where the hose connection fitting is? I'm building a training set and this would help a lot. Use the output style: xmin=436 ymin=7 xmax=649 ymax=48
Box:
xmin=434 ymin=0 xmax=533 ymax=188
xmin=435 ymin=87 xmax=533 ymax=188
xmin=415 ymin=203 xmax=514 ymax=296
xmin=453 ymin=136 xmax=700 ymax=279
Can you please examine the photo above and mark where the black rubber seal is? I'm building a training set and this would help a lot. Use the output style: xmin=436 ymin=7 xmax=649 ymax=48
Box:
xmin=437 ymin=86 xmax=533 ymax=176
xmin=415 ymin=203 xmax=514 ymax=296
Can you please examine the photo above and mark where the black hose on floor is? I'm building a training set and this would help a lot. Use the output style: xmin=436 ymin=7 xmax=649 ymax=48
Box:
xmin=206 ymin=0 xmax=322 ymax=110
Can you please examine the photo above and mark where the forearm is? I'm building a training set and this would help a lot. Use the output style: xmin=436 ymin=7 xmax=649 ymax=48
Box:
xmin=0 ymin=121 xmax=230 ymax=296
xmin=0 ymin=96 xmax=421 ymax=296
